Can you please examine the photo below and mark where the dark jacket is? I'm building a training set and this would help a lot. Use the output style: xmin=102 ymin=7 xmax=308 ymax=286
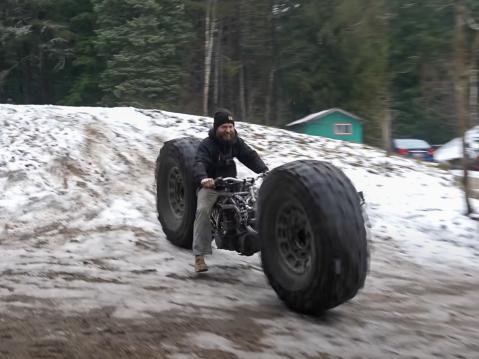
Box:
xmin=194 ymin=129 xmax=268 ymax=186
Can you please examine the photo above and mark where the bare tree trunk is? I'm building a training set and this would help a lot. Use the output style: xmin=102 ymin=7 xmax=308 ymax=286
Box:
xmin=454 ymin=0 xmax=474 ymax=215
xmin=39 ymin=48 xmax=49 ymax=104
xmin=264 ymin=0 xmax=276 ymax=126
xmin=239 ymin=64 xmax=246 ymax=121
xmin=213 ymin=19 xmax=222 ymax=109
xmin=470 ymin=32 xmax=479 ymax=126
xmin=264 ymin=67 xmax=275 ymax=126
xmin=202 ymin=1 xmax=211 ymax=115
xmin=203 ymin=0 xmax=217 ymax=116
xmin=236 ymin=1 xmax=246 ymax=121
xmin=246 ymin=79 xmax=255 ymax=121
xmin=21 ymin=47 xmax=32 ymax=104
xmin=382 ymin=96 xmax=392 ymax=155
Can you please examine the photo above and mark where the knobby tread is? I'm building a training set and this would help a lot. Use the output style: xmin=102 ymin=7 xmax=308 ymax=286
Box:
xmin=155 ymin=137 xmax=200 ymax=249
xmin=258 ymin=160 xmax=368 ymax=315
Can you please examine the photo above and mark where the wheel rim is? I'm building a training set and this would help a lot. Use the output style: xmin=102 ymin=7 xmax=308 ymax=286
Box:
xmin=167 ymin=166 xmax=185 ymax=218
xmin=275 ymin=202 xmax=313 ymax=276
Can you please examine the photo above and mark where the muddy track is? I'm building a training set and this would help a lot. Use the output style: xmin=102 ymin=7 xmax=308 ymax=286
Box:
xmin=0 ymin=306 xmax=283 ymax=359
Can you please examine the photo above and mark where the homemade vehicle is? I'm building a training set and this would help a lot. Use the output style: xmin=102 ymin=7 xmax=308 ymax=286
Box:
xmin=155 ymin=137 xmax=369 ymax=315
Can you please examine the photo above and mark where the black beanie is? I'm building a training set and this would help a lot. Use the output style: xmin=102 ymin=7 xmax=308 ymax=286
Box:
xmin=213 ymin=109 xmax=234 ymax=131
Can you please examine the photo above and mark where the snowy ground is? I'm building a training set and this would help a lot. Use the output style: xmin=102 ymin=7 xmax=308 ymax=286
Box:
xmin=0 ymin=104 xmax=478 ymax=358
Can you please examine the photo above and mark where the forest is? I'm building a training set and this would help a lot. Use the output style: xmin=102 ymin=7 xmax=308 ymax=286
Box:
xmin=1 ymin=0 xmax=479 ymax=147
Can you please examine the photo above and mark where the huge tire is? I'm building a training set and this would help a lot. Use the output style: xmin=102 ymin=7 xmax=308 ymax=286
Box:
xmin=155 ymin=137 xmax=200 ymax=248
xmin=258 ymin=160 xmax=368 ymax=315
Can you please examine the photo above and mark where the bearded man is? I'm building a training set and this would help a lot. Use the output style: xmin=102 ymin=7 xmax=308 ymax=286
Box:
xmin=192 ymin=109 xmax=268 ymax=272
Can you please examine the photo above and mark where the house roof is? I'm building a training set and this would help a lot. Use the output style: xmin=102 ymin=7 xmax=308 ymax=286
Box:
xmin=286 ymin=108 xmax=362 ymax=127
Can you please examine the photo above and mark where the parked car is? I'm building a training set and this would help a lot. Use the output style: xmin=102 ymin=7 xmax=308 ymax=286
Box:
xmin=393 ymin=138 xmax=434 ymax=162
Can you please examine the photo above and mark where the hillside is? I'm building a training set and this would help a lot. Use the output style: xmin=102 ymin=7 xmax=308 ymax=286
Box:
xmin=0 ymin=105 xmax=478 ymax=359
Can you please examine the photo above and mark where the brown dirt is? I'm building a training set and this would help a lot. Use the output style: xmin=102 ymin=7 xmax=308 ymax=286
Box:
xmin=0 ymin=305 xmax=277 ymax=359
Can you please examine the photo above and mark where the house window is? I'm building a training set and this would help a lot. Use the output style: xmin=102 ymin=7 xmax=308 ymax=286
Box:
xmin=335 ymin=123 xmax=352 ymax=135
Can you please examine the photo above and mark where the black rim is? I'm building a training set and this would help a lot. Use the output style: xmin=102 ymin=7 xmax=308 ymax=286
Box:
xmin=167 ymin=166 xmax=185 ymax=218
xmin=275 ymin=202 xmax=313 ymax=276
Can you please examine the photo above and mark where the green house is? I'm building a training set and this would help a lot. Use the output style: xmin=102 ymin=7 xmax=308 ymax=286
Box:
xmin=286 ymin=108 xmax=363 ymax=144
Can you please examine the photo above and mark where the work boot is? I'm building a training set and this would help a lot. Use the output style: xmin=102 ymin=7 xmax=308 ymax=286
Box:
xmin=195 ymin=255 xmax=208 ymax=273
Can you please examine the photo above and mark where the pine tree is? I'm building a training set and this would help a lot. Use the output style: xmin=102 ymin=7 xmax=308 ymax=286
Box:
xmin=277 ymin=0 xmax=389 ymax=144
xmin=0 ymin=0 xmax=74 ymax=104
xmin=387 ymin=0 xmax=456 ymax=144
xmin=238 ymin=0 xmax=275 ymax=124
xmin=94 ymin=0 xmax=192 ymax=109
xmin=62 ymin=0 xmax=102 ymax=106
xmin=202 ymin=0 xmax=276 ymax=123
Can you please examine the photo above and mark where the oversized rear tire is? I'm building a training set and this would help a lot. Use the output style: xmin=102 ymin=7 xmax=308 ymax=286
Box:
xmin=258 ymin=160 xmax=368 ymax=315
xmin=155 ymin=137 xmax=200 ymax=248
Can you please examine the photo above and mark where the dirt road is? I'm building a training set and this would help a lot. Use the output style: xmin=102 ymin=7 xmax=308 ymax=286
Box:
xmin=1 ymin=230 xmax=478 ymax=359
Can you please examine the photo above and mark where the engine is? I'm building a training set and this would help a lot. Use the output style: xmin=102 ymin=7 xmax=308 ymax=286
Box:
xmin=211 ymin=186 xmax=260 ymax=256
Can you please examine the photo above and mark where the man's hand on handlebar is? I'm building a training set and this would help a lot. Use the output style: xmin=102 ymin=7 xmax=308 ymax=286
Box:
xmin=201 ymin=178 xmax=215 ymax=189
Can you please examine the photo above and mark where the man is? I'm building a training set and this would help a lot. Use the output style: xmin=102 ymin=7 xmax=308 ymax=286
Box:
xmin=193 ymin=109 xmax=268 ymax=272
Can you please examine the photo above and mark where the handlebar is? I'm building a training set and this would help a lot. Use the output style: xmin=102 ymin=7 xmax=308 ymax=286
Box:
xmin=214 ymin=172 xmax=267 ymax=188
xmin=217 ymin=177 xmax=247 ymax=183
